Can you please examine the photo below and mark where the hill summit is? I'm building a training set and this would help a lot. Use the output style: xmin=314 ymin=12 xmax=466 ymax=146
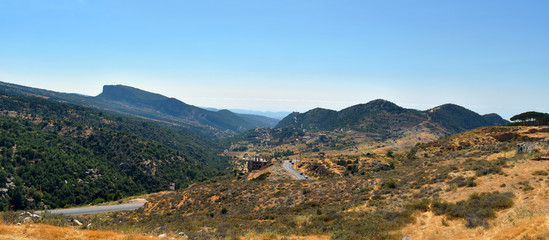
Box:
xmin=277 ymin=99 xmax=508 ymax=139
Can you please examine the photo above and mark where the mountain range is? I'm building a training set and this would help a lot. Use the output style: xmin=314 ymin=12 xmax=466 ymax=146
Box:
xmin=0 ymin=81 xmax=512 ymax=212
xmin=277 ymin=99 xmax=508 ymax=139
xmin=0 ymin=81 xmax=279 ymax=137
xmin=204 ymin=108 xmax=290 ymax=120
xmin=0 ymin=81 xmax=509 ymax=140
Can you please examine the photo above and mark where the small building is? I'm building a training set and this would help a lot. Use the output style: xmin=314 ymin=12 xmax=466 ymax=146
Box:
xmin=242 ymin=156 xmax=271 ymax=172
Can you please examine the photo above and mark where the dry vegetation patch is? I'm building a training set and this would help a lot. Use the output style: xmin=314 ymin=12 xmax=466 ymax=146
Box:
xmin=55 ymin=125 xmax=547 ymax=239
xmin=0 ymin=222 xmax=162 ymax=240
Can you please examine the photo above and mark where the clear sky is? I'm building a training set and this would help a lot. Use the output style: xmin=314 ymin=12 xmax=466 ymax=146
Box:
xmin=1 ymin=0 xmax=548 ymax=119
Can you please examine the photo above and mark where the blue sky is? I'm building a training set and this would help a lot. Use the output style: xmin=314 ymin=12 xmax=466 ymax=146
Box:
xmin=1 ymin=0 xmax=548 ymax=119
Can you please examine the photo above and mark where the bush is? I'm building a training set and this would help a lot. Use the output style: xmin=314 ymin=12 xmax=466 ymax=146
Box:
xmin=465 ymin=213 xmax=489 ymax=228
xmin=406 ymin=198 xmax=431 ymax=212
xmin=518 ymin=181 xmax=534 ymax=192
xmin=476 ymin=166 xmax=502 ymax=176
xmin=448 ymin=176 xmax=477 ymax=188
xmin=532 ymin=170 xmax=548 ymax=176
xmin=330 ymin=211 xmax=411 ymax=240
xmin=382 ymin=178 xmax=397 ymax=189
xmin=463 ymin=159 xmax=507 ymax=177
xmin=92 ymin=198 xmax=106 ymax=205
xmin=432 ymin=192 xmax=514 ymax=228
xmin=251 ymin=172 xmax=271 ymax=181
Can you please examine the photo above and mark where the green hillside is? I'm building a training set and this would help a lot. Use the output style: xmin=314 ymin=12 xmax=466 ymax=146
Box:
xmin=276 ymin=99 xmax=509 ymax=139
xmin=0 ymin=92 xmax=228 ymax=210
xmin=427 ymin=104 xmax=507 ymax=133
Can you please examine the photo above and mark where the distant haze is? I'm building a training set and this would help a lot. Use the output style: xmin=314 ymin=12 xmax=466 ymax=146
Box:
xmin=205 ymin=108 xmax=291 ymax=120
xmin=1 ymin=1 xmax=548 ymax=120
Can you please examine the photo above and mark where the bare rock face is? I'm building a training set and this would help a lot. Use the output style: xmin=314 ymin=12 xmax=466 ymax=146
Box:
xmin=19 ymin=212 xmax=41 ymax=223
xmin=178 ymin=232 xmax=189 ymax=239
xmin=516 ymin=142 xmax=538 ymax=154
xmin=72 ymin=219 xmax=83 ymax=226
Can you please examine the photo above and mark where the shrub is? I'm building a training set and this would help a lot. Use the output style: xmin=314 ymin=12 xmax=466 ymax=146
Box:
xmin=463 ymin=159 xmax=507 ymax=176
xmin=382 ymin=178 xmax=397 ymax=189
xmin=316 ymin=209 xmax=322 ymax=215
xmin=330 ymin=211 xmax=411 ymax=240
xmin=532 ymin=170 xmax=548 ymax=176
xmin=251 ymin=172 xmax=271 ymax=181
xmin=432 ymin=192 xmax=514 ymax=228
xmin=441 ymin=217 xmax=449 ymax=226
xmin=92 ymin=198 xmax=106 ymax=205
xmin=518 ymin=181 xmax=534 ymax=192
xmin=386 ymin=150 xmax=394 ymax=158
xmin=476 ymin=166 xmax=502 ymax=176
xmin=448 ymin=176 xmax=477 ymax=188
xmin=465 ymin=213 xmax=489 ymax=228
xmin=406 ymin=198 xmax=431 ymax=212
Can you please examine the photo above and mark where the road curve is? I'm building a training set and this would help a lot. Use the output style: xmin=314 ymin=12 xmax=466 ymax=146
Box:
xmin=36 ymin=202 xmax=146 ymax=216
xmin=389 ymin=139 xmax=400 ymax=149
xmin=283 ymin=160 xmax=311 ymax=180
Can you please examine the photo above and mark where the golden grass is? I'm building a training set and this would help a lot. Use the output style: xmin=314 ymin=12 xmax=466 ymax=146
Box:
xmin=240 ymin=231 xmax=330 ymax=240
xmin=400 ymin=157 xmax=549 ymax=240
xmin=0 ymin=223 xmax=161 ymax=240
xmin=400 ymin=211 xmax=549 ymax=240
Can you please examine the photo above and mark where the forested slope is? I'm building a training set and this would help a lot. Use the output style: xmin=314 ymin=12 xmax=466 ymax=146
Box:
xmin=0 ymin=92 xmax=228 ymax=210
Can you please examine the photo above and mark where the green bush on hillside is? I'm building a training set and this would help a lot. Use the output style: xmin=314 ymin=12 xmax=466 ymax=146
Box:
xmin=432 ymin=191 xmax=514 ymax=228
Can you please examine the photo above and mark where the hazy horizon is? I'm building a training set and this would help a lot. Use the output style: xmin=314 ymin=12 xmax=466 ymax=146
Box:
xmin=1 ymin=1 xmax=548 ymax=120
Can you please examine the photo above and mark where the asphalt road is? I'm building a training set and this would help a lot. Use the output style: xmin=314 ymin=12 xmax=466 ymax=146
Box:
xmin=36 ymin=202 xmax=146 ymax=216
xmin=283 ymin=160 xmax=311 ymax=180
xmin=389 ymin=139 xmax=400 ymax=149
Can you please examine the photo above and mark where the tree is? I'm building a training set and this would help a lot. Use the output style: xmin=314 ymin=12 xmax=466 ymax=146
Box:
xmin=9 ymin=187 xmax=26 ymax=210
xmin=510 ymin=111 xmax=549 ymax=126
xmin=386 ymin=149 xmax=394 ymax=158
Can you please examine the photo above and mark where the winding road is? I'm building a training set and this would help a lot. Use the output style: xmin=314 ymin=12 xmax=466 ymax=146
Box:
xmin=37 ymin=161 xmax=312 ymax=216
xmin=283 ymin=160 xmax=311 ymax=180
xmin=389 ymin=139 xmax=400 ymax=149
xmin=36 ymin=201 xmax=146 ymax=216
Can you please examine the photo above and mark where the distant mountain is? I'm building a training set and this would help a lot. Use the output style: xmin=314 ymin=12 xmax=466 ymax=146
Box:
xmin=204 ymin=107 xmax=286 ymax=125
xmin=235 ymin=113 xmax=280 ymax=127
xmin=0 ymin=81 xmax=277 ymax=137
xmin=482 ymin=113 xmax=510 ymax=126
xmin=276 ymin=99 xmax=508 ymax=139
xmin=426 ymin=104 xmax=508 ymax=133
xmin=228 ymin=109 xmax=291 ymax=120
xmin=95 ymin=85 xmax=261 ymax=134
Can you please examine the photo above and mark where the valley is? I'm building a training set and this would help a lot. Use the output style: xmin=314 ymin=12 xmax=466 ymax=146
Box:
xmin=0 ymin=83 xmax=547 ymax=239
xmin=2 ymin=1 xmax=547 ymax=239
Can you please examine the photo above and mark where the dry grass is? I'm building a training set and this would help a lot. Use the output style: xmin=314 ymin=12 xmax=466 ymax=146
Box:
xmin=0 ymin=223 xmax=162 ymax=240
xmin=400 ymin=156 xmax=549 ymax=239
xmin=400 ymin=210 xmax=549 ymax=240
xmin=240 ymin=231 xmax=331 ymax=240
xmin=246 ymin=163 xmax=293 ymax=181
xmin=75 ymin=125 xmax=547 ymax=239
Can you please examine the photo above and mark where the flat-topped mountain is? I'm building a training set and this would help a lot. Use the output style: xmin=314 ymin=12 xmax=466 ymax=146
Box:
xmin=277 ymin=99 xmax=508 ymax=138
xmin=0 ymin=81 xmax=279 ymax=137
